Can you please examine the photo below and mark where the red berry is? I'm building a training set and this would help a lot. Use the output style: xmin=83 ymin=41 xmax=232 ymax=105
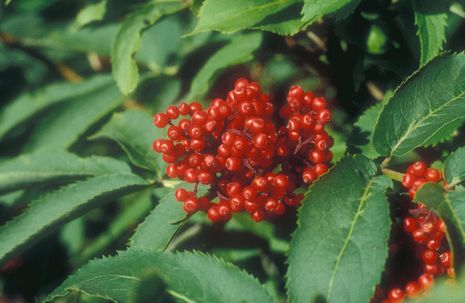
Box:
xmin=422 ymin=250 xmax=438 ymax=265
xmin=225 ymin=157 xmax=241 ymax=171
xmin=183 ymin=198 xmax=198 ymax=214
xmin=424 ymin=263 xmax=438 ymax=275
xmin=403 ymin=217 xmax=417 ymax=233
xmin=388 ymin=288 xmax=404 ymax=301
xmin=312 ymin=97 xmax=327 ymax=111
xmin=166 ymin=105 xmax=179 ymax=119
xmin=405 ymin=282 xmax=421 ymax=298
xmin=302 ymin=168 xmax=318 ymax=183
xmin=411 ymin=161 xmax=427 ymax=177
xmin=440 ymin=252 xmax=451 ymax=268
xmin=175 ymin=188 xmax=188 ymax=202
xmin=208 ymin=207 xmax=220 ymax=222
xmin=418 ymin=273 xmax=434 ymax=290
xmin=153 ymin=113 xmax=169 ymax=128
xmin=425 ymin=168 xmax=441 ymax=182
xmin=402 ymin=173 xmax=414 ymax=189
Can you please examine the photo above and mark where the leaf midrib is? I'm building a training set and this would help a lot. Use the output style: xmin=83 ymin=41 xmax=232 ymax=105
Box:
xmin=326 ymin=177 xmax=374 ymax=299
xmin=389 ymin=89 xmax=465 ymax=156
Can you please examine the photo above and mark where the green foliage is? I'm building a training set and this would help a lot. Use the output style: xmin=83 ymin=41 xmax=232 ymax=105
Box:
xmin=373 ymin=53 xmax=465 ymax=157
xmin=193 ymin=0 xmax=302 ymax=35
xmin=111 ymin=1 xmax=187 ymax=94
xmin=354 ymin=102 xmax=384 ymax=159
xmin=26 ymin=81 xmax=125 ymax=151
xmin=129 ymin=186 xmax=187 ymax=251
xmin=0 ymin=150 xmax=130 ymax=194
xmin=287 ymin=156 xmax=392 ymax=303
xmin=302 ymin=0 xmax=361 ymax=25
xmin=0 ymin=75 xmax=112 ymax=140
xmin=412 ymin=0 xmax=448 ymax=65
xmin=46 ymin=250 xmax=273 ymax=303
xmin=187 ymin=32 xmax=263 ymax=100
xmin=74 ymin=0 xmax=107 ymax=29
xmin=415 ymin=184 xmax=465 ymax=249
xmin=444 ymin=146 xmax=465 ymax=186
xmin=90 ymin=110 xmax=164 ymax=174
xmin=0 ymin=174 xmax=147 ymax=265
xmin=1 ymin=1 xmax=465 ymax=301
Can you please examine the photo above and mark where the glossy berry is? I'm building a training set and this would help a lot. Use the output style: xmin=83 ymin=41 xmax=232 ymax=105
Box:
xmin=152 ymin=79 xmax=333 ymax=223
xmin=377 ymin=162 xmax=452 ymax=303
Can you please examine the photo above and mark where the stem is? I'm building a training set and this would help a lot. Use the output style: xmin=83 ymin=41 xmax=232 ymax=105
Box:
xmin=445 ymin=228 xmax=456 ymax=277
xmin=382 ymin=168 xmax=403 ymax=182
xmin=380 ymin=157 xmax=391 ymax=168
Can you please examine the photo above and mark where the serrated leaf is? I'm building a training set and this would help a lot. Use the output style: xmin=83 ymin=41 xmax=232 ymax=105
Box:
xmin=129 ymin=186 xmax=186 ymax=251
xmin=192 ymin=0 xmax=303 ymax=36
xmin=301 ymin=0 xmax=361 ymax=25
xmin=46 ymin=249 xmax=273 ymax=303
xmin=413 ymin=0 xmax=448 ymax=66
xmin=0 ymin=150 xmax=130 ymax=195
xmin=414 ymin=184 xmax=465 ymax=249
xmin=73 ymin=189 xmax=153 ymax=266
xmin=26 ymin=81 xmax=125 ymax=151
xmin=187 ymin=32 xmax=263 ymax=100
xmin=0 ymin=75 xmax=112 ymax=140
xmin=354 ymin=102 xmax=384 ymax=159
xmin=90 ymin=110 xmax=163 ymax=174
xmin=373 ymin=53 xmax=465 ymax=157
xmin=111 ymin=1 xmax=186 ymax=95
xmin=444 ymin=146 xmax=465 ymax=186
xmin=0 ymin=174 xmax=147 ymax=265
xmin=287 ymin=156 xmax=392 ymax=303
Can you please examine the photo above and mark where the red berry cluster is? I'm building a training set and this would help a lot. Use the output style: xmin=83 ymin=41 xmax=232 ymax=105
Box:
xmin=379 ymin=162 xmax=453 ymax=303
xmin=152 ymin=78 xmax=333 ymax=222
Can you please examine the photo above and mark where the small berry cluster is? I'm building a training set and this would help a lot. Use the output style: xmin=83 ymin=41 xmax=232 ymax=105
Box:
xmin=152 ymin=78 xmax=333 ymax=222
xmin=380 ymin=162 xmax=453 ymax=303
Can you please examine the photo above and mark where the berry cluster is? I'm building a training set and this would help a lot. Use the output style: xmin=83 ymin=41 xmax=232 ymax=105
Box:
xmin=152 ymin=78 xmax=333 ymax=222
xmin=379 ymin=162 xmax=453 ymax=303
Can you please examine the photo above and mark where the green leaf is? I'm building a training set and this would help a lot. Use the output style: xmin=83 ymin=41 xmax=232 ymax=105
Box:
xmin=90 ymin=110 xmax=163 ymax=174
xmin=74 ymin=0 xmax=107 ymax=29
xmin=226 ymin=213 xmax=289 ymax=253
xmin=187 ymin=32 xmax=263 ymax=100
xmin=373 ymin=53 xmax=465 ymax=157
xmin=0 ymin=173 xmax=147 ymax=265
xmin=0 ymin=150 xmax=130 ymax=195
xmin=73 ymin=189 xmax=153 ymax=266
xmin=414 ymin=184 xmax=465 ymax=248
xmin=46 ymin=250 xmax=273 ymax=303
xmin=444 ymin=146 xmax=465 ymax=186
xmin=0 ymin=75 xmax=112 ymax=140
xmin=111 ymin=1 xmax=186 ymax=95
xmin=26 ymin=81 xmax=125 ymax=151
xmin=129 ymin=185 xmax=189 ymax=251
xmin=354 ymin=102 xmax=384 ymax=159
xmin=413 ymin=0 xmax=448 ymax=66
xmin=136 ymin=15 xmax=182 ymax=70
xmin=192 ymin=0 xmax=303 ymax=36
xmin=301 ymin=0 xmax=361 ymax=25
xmin=287 ymin=156 xmax=392 ymax=303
